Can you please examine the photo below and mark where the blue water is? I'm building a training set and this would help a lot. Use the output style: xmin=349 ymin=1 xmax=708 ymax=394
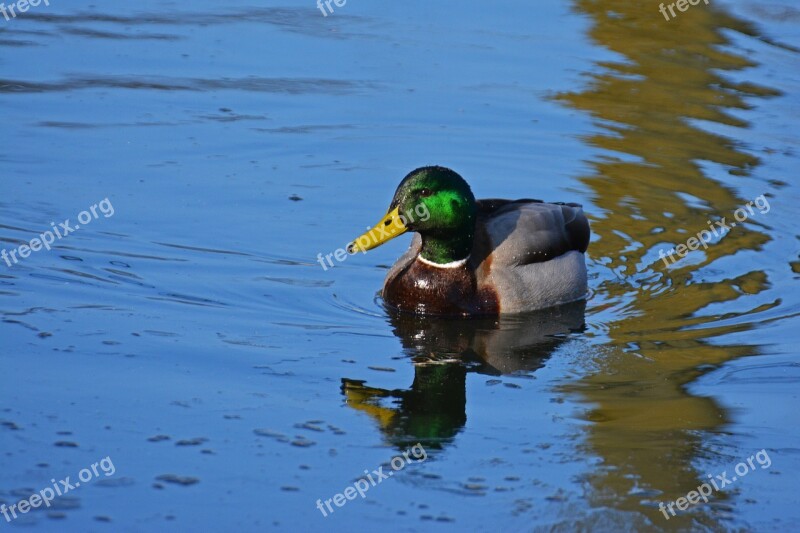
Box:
xmin=1 ymin=0 xmax=799 ymax=531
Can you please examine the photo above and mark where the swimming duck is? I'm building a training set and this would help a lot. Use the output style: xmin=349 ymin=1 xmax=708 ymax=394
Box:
xmin=348 ymin=166 xmax=590 ymax=316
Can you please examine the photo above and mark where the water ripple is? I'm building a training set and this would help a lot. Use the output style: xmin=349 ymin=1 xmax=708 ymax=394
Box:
xmin=0 ymin=75 xmax=376 ymax=95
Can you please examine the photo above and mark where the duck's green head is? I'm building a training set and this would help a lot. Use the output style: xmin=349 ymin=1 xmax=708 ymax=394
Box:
xmin=348 ymin=166 xmax=477 ymax=264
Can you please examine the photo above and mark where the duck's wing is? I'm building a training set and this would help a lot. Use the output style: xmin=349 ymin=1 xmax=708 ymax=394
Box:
xmin=472 ymin=199 xmax=590 ymax=313
xmin=474 ymin=199 xmax=590 ymax=267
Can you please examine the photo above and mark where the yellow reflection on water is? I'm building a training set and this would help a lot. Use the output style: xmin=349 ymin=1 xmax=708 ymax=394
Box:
xmin=557 ymin=0 xmax=780 ymax=527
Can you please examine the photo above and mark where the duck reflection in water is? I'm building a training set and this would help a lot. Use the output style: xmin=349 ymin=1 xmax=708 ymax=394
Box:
xmin=342 ymin=300 xmax=586 ymax=450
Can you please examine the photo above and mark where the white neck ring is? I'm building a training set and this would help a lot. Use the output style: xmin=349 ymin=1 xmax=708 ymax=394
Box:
xmin=417 ymin=254 xmax=470 ymax=269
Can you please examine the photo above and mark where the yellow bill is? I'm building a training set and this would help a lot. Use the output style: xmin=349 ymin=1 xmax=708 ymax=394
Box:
xmin=348 ymin=207 xmax=408 ymax=254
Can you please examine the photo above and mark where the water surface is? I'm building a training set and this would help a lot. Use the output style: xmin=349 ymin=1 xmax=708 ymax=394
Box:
xmin=1 ymin=0 xmax=798 ymax=531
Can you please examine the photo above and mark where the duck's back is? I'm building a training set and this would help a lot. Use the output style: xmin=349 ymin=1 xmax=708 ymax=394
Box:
xmin=472 ymin=199 xmax=590 ymax=313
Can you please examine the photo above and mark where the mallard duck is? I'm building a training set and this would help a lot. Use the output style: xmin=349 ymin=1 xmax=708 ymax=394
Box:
xmin=348 ymin=166 xmax=590 ymax=316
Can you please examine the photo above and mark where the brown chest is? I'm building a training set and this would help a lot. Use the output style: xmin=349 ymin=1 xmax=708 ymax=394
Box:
xmin=383 ymin=259 xmax=499 ymax=316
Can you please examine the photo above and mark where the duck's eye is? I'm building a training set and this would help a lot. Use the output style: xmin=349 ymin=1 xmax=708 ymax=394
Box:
xmin=418 ymin=188 xmax=433 ymax=197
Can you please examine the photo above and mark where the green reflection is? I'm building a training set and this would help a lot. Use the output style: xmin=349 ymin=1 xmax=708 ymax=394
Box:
xmin=342 ymin=302 xmax=586 ymax=451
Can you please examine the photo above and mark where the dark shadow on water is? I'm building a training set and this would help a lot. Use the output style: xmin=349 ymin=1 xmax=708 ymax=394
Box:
xmin=4 ymin=7 xmax=376 ymax=41
xmin=0 ymin=75 xmax=375 ymax=95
